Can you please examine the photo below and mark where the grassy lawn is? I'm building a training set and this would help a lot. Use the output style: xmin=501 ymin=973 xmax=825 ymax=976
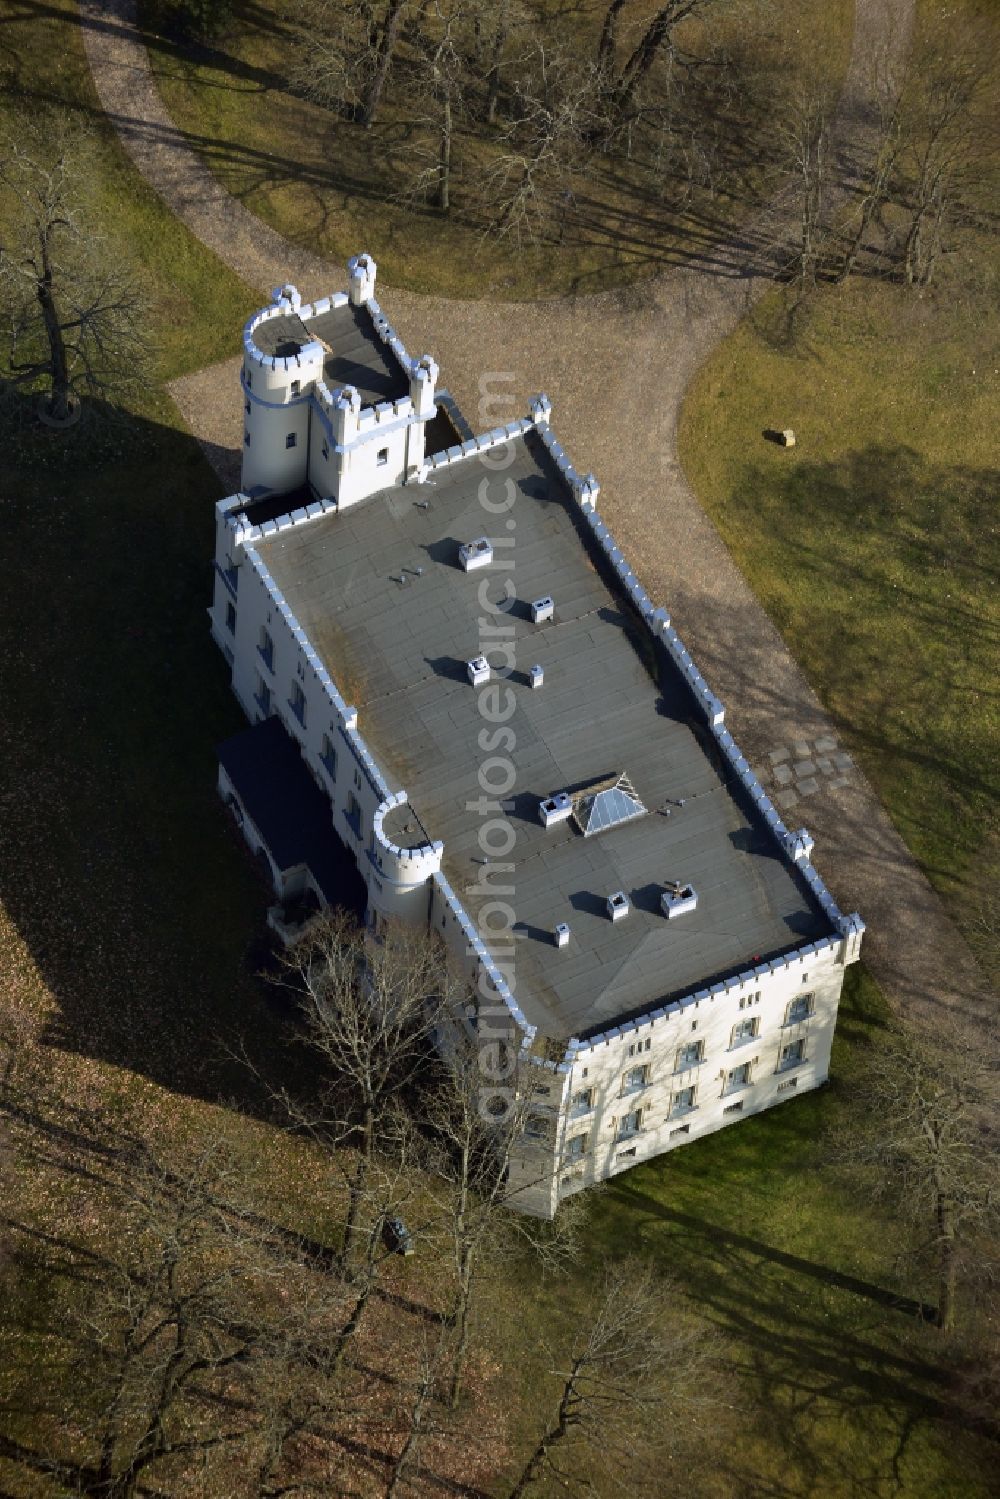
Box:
xmin=141 ymin=0 xmax=854 ymax=298
xmin=678 ymin=264 xmax=1000 ymax=977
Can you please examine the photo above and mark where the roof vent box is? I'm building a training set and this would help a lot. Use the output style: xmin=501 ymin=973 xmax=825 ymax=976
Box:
xmin=607 ymin=891 xmax=630 ymax=922
xmin=539 ymin=792 xmax=573 ymax=828
xmin=467 ymin=655 xmax=490 ymax=686
xmin=554 ymin=922 xmax=571 ymax=948
xmin=661 ymin=882 xmax=698 ymax=919
xmin=531 ymin=596 xmax=555 ymax=624
xmin=459 ymin=537 xmax=493 ymax=572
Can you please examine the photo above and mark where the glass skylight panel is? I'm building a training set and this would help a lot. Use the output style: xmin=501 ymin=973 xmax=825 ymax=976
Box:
xmin=573 ymin=773 xmax=647 ymax=836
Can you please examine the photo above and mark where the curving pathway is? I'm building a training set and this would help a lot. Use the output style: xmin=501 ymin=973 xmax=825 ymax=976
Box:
xmin=79 ymin=0 xmax=992 ymax=1027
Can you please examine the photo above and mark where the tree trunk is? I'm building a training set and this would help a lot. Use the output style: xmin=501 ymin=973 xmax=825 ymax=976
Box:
xmin=505 ymin=1363 xmax=577 ymax=1498
xmin=614 ymin=1 xmax=699 ymax=122
xmin=936 ymin=1188 xmax=957 ymax=1332
xmin=484 ymin=6 xmax=511 ymax=124
xmin=438 ymin=90 xmax=452 ymax=212
xmin=597 ymin=0 xmax=630 ymax=74
xmin=361 ymin=0 xmax=407 ymax=127
xmin=446 ymin=1265 xmax=472 ymax=1408
xmin=36 ymin=232 xmax=71 ymax=421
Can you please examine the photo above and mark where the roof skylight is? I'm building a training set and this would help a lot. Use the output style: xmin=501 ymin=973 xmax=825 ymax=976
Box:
xmin=572 ymin=772 xmax=647 ymax=837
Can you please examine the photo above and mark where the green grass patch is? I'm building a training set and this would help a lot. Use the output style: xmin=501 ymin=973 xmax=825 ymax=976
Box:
xmin=678 ymin=267 xmax=1000 ymax=967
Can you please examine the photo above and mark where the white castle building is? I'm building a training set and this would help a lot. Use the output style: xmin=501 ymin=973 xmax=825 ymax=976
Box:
xmin=210 ymin=254 xmax=865 ymax=1218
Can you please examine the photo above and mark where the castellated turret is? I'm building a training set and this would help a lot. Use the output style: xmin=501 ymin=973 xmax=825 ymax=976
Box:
xmin=239 ymin=255 xmax=439 ymax=508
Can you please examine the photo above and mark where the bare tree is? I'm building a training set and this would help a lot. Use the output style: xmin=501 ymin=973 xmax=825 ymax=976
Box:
xmin=276 ymin=911 xmax=459 ymax=1270
xmin=395 ymin=0 xmax=469 ymax=212
xmin=836 ymin=1019 xmax=1000 ymax=1333
xmin=479 ymin=48 xmax=601 ymax=246
xmin=598 ymin=0 xmax=722 ymax=124
xmin=505 ymin=1258 xmax=717 ymax=1498
xmin=771 ymin=85 xmax=834 ymax=285
xmin=0 ymin=1099 xmax=352 ymax=1497
xmin=289 ymin=0 xmax=412 ymax=127
xmin=894 ymin=13 xmax=998 ymax=288
xmin=0 ymin=130 xmax=150 ymax=426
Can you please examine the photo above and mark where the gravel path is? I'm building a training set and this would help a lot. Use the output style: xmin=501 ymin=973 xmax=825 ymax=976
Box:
xmin=80 ymin=0 xmax=991 ymax=1025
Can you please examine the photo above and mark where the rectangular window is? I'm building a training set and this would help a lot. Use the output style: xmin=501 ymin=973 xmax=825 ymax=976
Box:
xmin=376 ymin=447 xmax=389 ymax=466
xmin=777 ymin=1076 xmax=799 ymax=1092
xmin=739 ymin=991 xmax=761 ymax=1009
xmin=726 ymin=1062 xmax=752 ymax=1094
xmin=786 ymin=995 xmax=814 ymax=1026
xmin=255 ymin=676 xmax=271 ymax=717
xmin=225 ymin=601 xmax=236 ymax=635
xmin=675 ymin=1041 xmax=703 ymax=1071
xmin=524 ymin=1115 xmax=548 ymax=1141
xmin=289 ymin=681 xmax=306 ymax=726
xmin=322 ymin=440 xmax=330 ymax=461
xmin=731 ymin=1017 xmax=759 ymax=1047
xmin=320 ymin=733 xmax=337 ymax=781
xmin=723 ymin=1100 xmax=744 ymax=1115
xmin=290 ymin=379 xmax=300 ymax=396
xmin=570 ymin=1088 xmax=593 ymax=1117
xmin=671 ymin=1086 xmax=696 ymax=1116
xmin=244 ymin=430 xmax=251 ymax=446
xmin=258 ymin=628 xmax=274 ymax=672
xmin=245 ymin=399 xmax=251 ymax=415
xmin=565 ymin=1134 xmax=586 ymax=1161
xmin=670 ymin=1123 xmax=690 ymax=1138
xmin=779 ymin=1039 xmax=806 ymax=1071
xmin=617 ymin=1109 xmax=642 ymax=1139
xmin=285 ymin=432 xmax=297 ymax=449
xmin=621 ymin=1065 xmax=648 ymax=1095
xmin=345 ymin=792 xmax=362 ymax=839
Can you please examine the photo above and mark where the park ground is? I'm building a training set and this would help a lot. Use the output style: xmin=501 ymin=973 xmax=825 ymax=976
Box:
xmin=0 ymin=0 xmax=997 ymax=1493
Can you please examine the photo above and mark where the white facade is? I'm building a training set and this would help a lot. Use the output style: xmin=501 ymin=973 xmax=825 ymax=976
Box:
xmin=210 ymin=257 xmax=865 ymax=1219
xmin=241 ymin=257 xmax=438 ymax=506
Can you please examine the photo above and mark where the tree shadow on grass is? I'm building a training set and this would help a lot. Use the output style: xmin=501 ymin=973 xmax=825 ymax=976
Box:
xmin=0 ymin=397 xmax=336 ymax=1116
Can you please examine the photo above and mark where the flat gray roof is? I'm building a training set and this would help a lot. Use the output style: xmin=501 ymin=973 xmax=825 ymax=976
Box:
xmin=253 ymin=302 xmax=408 ymax=409
xmin=260 ymin=431 xmax=832 ymax=1039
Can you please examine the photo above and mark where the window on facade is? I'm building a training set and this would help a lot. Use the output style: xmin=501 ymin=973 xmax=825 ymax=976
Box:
xmin=289 ymin=681 xmax=306 ymax=726
xmin=524 ymin=1115 xmax=548 ymax=1141
xmin=245 ymin=400 xmax=251 ymax=415
xmin=731 ymin=1016 xmax=759 ymax=1047
xmin=320 ymin=733 xmax=337 ymax=781
xmin=779 ymin=1039 xmax=806 ymax=1071
xmin=322 ymin=440 xmax=330 ymax=461
xmin=671 ymin=1086 xmax=696 ymax=1116
xmin=376 ymin=447 xmax=389 ymax=466
xmin=225 ymin=601 xmax=236 ymax=635
xmin=570 ymin=1088 xmax=593 ymax=1117
xmin=565 ymin=1134 xmax=586 ymax=1161
xmin=290 ymin=380 xmax=300 ymax=396
xmin=345 ymin=792 xmax=362 ymax=839
xmin=255 ymin=675 xmax=271 ymax=717
xmin=675 ymin=1041 xmax=703 ymax=1071
xmin=723 ymin=1100 xmax=744 ymax=1115
xmin=622 ymin=1065 xmax=648 ymax=1095
xmin=670 ymin=1123 xmax=690 ymax=1137
xmin=244 ymin=430 xmax=251 ymax=446
xmin=777 ymin=1076 xmax=799 ymax=1092
xmin=286 ymin=432 xmax=297 ymax=449
xmin=258 ymin=627 xmax=274 ymax=672
xmin=617 ymin=1109 xmax=642 ymax=1139
xmin=726 ymin=1062 xmax=752 ymax=1094
xmin=786 ymin=994 xmax=814 ymax=1025
xmin=739 ymin=991 xmax=761 ymax=1009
